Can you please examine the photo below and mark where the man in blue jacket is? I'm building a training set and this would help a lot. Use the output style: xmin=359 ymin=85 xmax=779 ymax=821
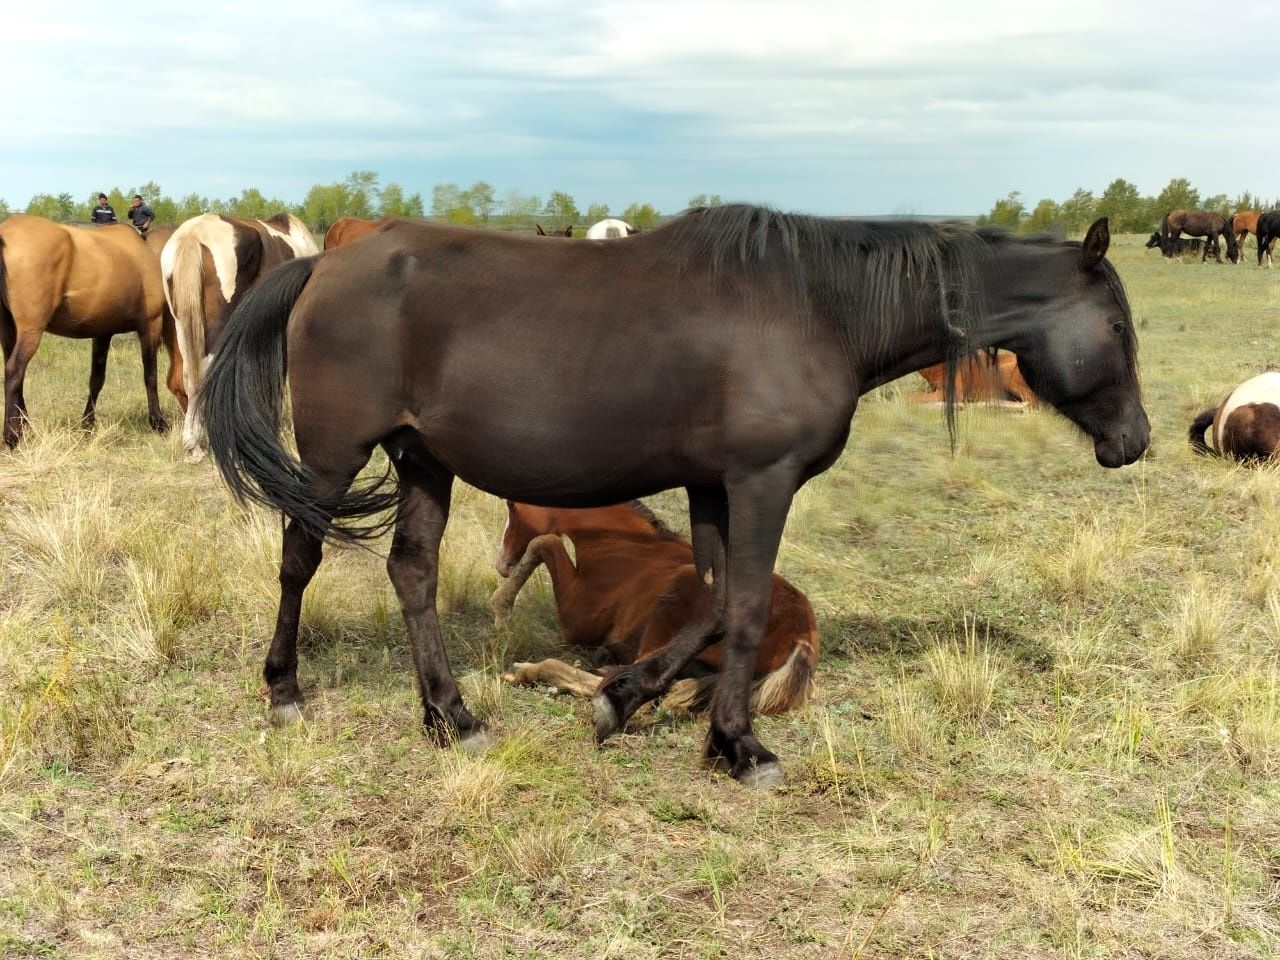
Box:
xmin=128 ymin=194 xmax=155 ymax=234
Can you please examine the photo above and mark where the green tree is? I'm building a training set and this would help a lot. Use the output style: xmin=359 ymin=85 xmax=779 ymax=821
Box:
xmin=1202 ymin=193 xmax=1229 ymax=214
xmin=229 ymin=187 xmax=280 ymax=219
xmin=0 ymin=198 xmax=10 ymax=221
xmin=1153 ymin=178 xmax=1200 ymax=218
xmin=543 ymin=191 xmax=580 ymax=226
xmin=978 ymin=191 xmax=1025 ymax=229
xmin=297 ymin=182 xmax=353 ymax=233
xmin=1023 ymin=198 xmax=1061 ymax=233
xmin=345 ymin=170 xmax=379 ymax=219
xmin=378 ymin=183 xmax=424 ymax=218
xmin=620 ymin=202 xmax=661 ymax=229
xmin=687 ymin=193 xmax=724 ymax=209
xmin=464 ymin=181 xmax=496 ymax=223
xmin=585 ymin=202 xmax=611 ymax=222
xmin=1058 ymin=189 xmax=1097 ymax=235
xmin=1096 ymin=178 xmax=1145 ymax=233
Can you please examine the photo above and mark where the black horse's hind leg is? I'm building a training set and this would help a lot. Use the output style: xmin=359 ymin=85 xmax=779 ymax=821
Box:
xmin=138 ymin=327 xmax=169 ymax=433
xmin=81 ymin=334 xmax=111 ymax=430
xmin=387 ymin=457 xmax=491 ymax=753
xmin=591 ymin=484 xmax=728 ymax=740
xmin=703 ymin=465 xmax=798 ymax=788
xmin=264 ymin=517 xmax=326 ymax=724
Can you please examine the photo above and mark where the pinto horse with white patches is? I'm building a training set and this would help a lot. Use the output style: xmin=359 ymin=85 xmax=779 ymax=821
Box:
xmin=161 ymin=212 xmax=318 ymax=460
xmin=1189 ymin=371 xmax=1280 ymax=462
xmin=585 ymin=218 xmax=637 ymax=239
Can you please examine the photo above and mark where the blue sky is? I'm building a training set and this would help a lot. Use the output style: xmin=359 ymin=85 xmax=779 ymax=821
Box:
xmin=4 ymin=1 xmax=1276 ymax=217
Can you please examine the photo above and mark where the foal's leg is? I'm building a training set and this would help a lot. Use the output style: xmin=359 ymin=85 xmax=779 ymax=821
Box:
xmin=81 ymin=335 xmax=112 ymax=430
xmin=387 ymin=461 xmax=491 ymax=752
xmin=591 ymin=485 xmax=728 ymax=739
xmin=138 ymin=321 xmax=170 ymax=433
xmin=3 ymin=326 xmax=43 ymax=447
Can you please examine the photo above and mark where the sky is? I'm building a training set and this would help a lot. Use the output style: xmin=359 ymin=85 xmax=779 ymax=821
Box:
xmin=4 ymin=1 xmax=1277 ymax=218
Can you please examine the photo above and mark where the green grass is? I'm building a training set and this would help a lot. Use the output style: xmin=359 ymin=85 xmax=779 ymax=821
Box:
xmin=2 ymin=234 xmax=1279 ymax=957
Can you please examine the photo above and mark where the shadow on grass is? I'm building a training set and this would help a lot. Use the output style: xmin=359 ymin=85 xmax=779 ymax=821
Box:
xmin=821 ymin=611 xmax=1053 ymax=672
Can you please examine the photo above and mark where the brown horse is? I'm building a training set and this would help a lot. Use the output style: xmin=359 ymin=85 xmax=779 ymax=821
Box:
xmin=323 ymin=217 xmax=392 ymax=250
xmin=912 ymin=350 xmax=1037 ymax=407
xmin=0 ymin=214 xmax=181 ymax=446
xmin=1160 ymin=209 xmax=1238 ymax=263
xmin=1233 ymin=211 xmax=1260 ymax=263
xmin=201 ymin=209 xmax=1147 ymax=787
xmin=535 ymin=224 xmax=573 ymax=237
xmin=491 ymin=501 xmax=818 ymax=734
xmin=160 ymin=212 xmax=318 ymax=461
xmin=1189 ymin=371 xmax=1280 ymax=461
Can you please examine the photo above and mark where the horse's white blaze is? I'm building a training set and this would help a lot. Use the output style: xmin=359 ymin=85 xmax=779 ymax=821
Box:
xmin=1214 ymin=371 xmax=1280 ymax=451
xmin=585 ymin=218 xmax=635 ymax=240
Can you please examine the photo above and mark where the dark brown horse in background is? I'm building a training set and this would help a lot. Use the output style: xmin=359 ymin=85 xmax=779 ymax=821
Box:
xmin=323 ymin=217 xmax=392 ymax=250
xmin=491 ymin=501 xmax=819 ymax=732
xmin=535 ymin=224 xmax=573 ymax=237
xmin=0 ymin=214 xmax=182 ymax=446
xmin=200 ymin=207 xmax=1148 ymax=788
xmin=1160 ymin=209 xmax=1238 ymax=262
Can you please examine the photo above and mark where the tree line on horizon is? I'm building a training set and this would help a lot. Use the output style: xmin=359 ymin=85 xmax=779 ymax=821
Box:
xmin=977 ymin=177 xmax=1280 ymax=235
xmin=0 ymin=172 xmax=720 ymax=235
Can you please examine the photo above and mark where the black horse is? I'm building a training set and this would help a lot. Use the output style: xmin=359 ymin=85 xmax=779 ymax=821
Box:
xmin=1145 ymin=231 xmax=1205 ymax=257
xmin=200 ymin=206 xmax=1149 ymax=788
xmin=1253 ymin=210 xmax=1280 ymax=267
xmin=1160 ymin=209 xmax=1238 ymax=262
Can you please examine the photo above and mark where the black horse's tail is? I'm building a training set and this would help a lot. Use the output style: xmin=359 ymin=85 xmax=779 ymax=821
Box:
xmin=1188 ymin=408 xmax=1217 ymax=456
xmin=200 ymin=255 xmax=400 ymax=543
xmin=0 ymin=237 xmax=11 ymax=339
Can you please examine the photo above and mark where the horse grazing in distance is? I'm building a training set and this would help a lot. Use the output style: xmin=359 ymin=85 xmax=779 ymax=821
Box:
xmin=323 ymin=217 xmax=392 ymax=250
xmin=1233 ymin=211 xmax=1260 ymax=263
xmin=912 ymin=350 xmax=1038 ymax=408
xmin=535 ymin=224 xmax=573 ymax=237
xmin=1252 ymin=211 xmax=1280 ymax=267
xmin=586 ymin=218 xmax=637 ymax=239
xmin=160 ymin=212 xmax=318 ymax=461
xmin=1189 ymin=371 xmax=1280 ymax=462
xmin=200 ymin=208 xmax=1147 ymax=788
xmin=1160 ymin=209 xmax=1238 ymax=263
xmin=491 ymin=501 xmax=819 ymax=734
xmin=0 ymin=214 xmax=182 ymax=446
xmin=1145 ymin=231 xmax=1204 ymax=257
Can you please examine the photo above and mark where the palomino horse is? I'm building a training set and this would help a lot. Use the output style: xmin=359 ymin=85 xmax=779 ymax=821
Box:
xmin=585 ymin=218 xmax=637 ymax=239
xmin=535 ymin=224 xmax=573 ymax=237
xmin=0 ymin=214 xmax=181 ymax=446
xmin=1252 ymin=210 xmax=1280 ymax=267
xmin=491 ymin=501 xmax=819 ymax=733
xmin=1160 ymin=209 xmax=1238 ymax=263
xmin=200 ymin=208 xmax=1148 ymax=788
xmin=323 ymin=217 xmax=392 ymax=250
xmin=912 ymin=350 xmax=1038 ymax=407
xmin=1233 ymin=211 xmax=1260 ymax=263
xmin=1189 ymin=371 xmax=1280 ymax=461
xmin=160 ymin=212 xmax=318 ymax=461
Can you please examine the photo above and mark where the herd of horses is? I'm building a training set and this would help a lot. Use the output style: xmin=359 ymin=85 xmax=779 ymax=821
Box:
xmin=4 ymin=199 xmax=1273 ymax=788
xmin=1147 ymin=207 xmax=1280 ymax=265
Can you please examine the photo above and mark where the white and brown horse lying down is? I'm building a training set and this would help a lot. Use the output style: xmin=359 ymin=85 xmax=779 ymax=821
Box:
xmin=160 ymin=212 xmax=318 ymax=461
xmin=491 ymin=501 xmax=819 ymax=738
xmin=1189 ymin=371 xmax=1280 ymax=462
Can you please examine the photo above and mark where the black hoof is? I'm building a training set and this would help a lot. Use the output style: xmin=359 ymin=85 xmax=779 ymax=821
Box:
xmin=705 ymin=728 xmax=785 ymax=788
xmin=423 ymin=703 xmax=487 ymax=749
xmin=592 ymin=669 xmax=647 ymax=742
xmin=149 ymin=416 xmax=170 ymax=434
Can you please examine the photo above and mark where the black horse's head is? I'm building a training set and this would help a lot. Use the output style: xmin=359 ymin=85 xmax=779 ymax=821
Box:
xmin=996 ymin=218 xmax=1150 ymax=467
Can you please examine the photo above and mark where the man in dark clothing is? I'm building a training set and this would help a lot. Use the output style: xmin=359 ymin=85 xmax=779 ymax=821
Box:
xmin=91 ymin=193 xmax=117 ymax=224
xmin=128 ymin=194 xmax=155 ymax=234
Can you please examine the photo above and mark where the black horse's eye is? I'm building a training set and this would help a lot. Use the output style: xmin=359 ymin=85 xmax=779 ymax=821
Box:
xmin=1112 ymin=320 xmax=1126 ymax=334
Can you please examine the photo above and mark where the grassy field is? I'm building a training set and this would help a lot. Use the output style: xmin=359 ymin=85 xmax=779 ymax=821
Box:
xmin=2 ymin=233 xmax=1279 ymax=959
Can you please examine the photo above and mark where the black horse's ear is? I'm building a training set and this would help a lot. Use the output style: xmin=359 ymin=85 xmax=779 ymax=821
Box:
xmin=535 ymin=224 xmax=546 ymax=236
xmin=564 ymin=225 xmax=573 ymax=237
xmin=1081 ymin=218 xmax=1110 ymax=269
